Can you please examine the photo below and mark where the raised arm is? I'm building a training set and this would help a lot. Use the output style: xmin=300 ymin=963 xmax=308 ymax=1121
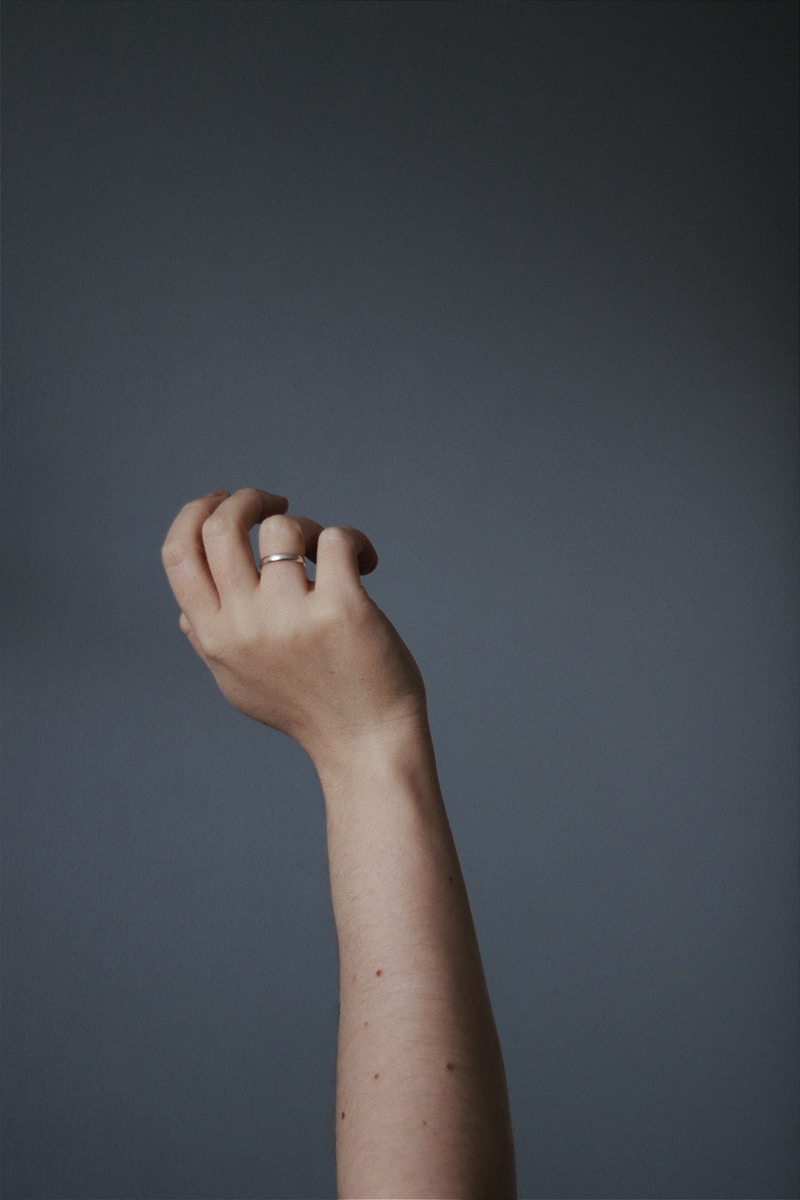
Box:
xmin=161 ymin=488 xmax=516 ymax=1199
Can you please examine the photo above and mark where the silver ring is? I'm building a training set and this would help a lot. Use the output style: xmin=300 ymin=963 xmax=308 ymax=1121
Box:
xmin=259 ymin=552 xmax=306 ymax=567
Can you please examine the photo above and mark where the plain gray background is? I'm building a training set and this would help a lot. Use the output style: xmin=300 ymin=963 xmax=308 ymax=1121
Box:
xmin=2 ymin=2 xmax=798 ymax=1197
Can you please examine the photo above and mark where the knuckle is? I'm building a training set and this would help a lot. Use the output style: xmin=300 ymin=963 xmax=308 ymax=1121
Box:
xmin=161 ymin=539 xmax=187 ymax=569
xmin=159 ymin=540 xmax=179 ymax=566
xmin=176 ymin=496 xmax=210 ymax=522
xmin=319 ymin=524 xmax=352 ymax=548
xmin=202 ymin=510 xmax=229 ymax=539
xmin=233 ymin=486 xmax=261 ymax=503
xmin=262 ymin=512 xmax=304 ymax=540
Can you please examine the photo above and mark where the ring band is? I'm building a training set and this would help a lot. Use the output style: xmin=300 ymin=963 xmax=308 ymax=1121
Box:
xmin=259 ymin=553 xmax=306 ymax=567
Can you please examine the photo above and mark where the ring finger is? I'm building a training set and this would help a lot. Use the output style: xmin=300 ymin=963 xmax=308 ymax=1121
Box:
xmin=258 ymin=513 xmax=323 ymax=600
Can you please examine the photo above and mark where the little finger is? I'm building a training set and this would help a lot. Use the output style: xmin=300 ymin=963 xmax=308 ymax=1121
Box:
xmin=314 ymin=525 xmax=379 ymax=601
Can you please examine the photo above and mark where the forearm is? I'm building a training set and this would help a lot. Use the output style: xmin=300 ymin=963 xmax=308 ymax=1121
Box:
xmin=162 ymin=491 xmax=515 ymax=1197
xmin=319 ymin=719 xmax=516 ymax=1200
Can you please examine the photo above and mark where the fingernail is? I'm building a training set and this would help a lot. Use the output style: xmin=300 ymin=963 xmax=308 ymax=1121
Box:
xmin=210 ymin=489 xmax=230 ymax=497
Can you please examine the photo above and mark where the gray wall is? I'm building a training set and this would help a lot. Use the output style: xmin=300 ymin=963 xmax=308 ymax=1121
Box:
xmin=2 ymin=2 xmax=797 ymax=1197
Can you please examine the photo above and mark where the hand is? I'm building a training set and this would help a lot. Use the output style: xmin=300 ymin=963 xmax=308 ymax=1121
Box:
xmin=161 ymin=489 xmax=426 ymax=770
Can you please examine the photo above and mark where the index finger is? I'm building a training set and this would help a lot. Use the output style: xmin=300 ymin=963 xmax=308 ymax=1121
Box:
xmin=162 ymin=488 xmax=288 ymax=625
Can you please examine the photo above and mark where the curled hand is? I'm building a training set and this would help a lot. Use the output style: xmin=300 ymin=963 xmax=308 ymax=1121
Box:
xmin=161 ymin=489 xmax=426 ymax=770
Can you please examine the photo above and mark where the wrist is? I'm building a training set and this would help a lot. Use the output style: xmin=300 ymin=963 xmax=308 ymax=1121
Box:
xmin=312 ymin=709 xmax=438 ymax=809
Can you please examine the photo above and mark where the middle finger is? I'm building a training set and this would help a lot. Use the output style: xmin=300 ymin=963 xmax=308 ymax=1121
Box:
xmin=202 ymin=488 xmax=289 ymax=596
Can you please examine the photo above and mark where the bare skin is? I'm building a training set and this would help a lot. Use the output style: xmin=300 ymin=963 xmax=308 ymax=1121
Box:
xmin=162 ymin=487 xmax=516 ymax=1199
